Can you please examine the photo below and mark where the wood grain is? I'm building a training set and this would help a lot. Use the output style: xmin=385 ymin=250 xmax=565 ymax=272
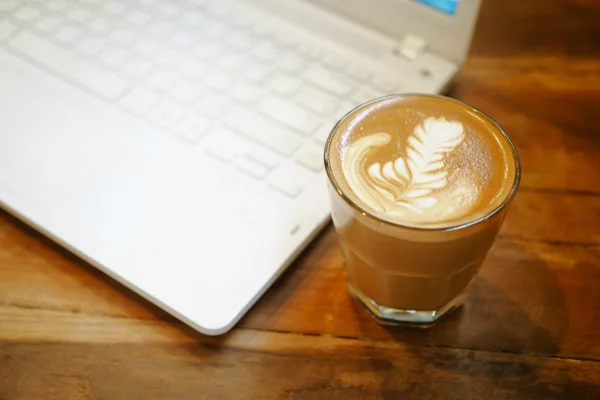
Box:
xmin=449 ymin=89 xmax=600 ymax=194
xmin=2 ymin=0 xmax=600 ymax=398
xmin=2 ymin=331 xmax=600 ymax=400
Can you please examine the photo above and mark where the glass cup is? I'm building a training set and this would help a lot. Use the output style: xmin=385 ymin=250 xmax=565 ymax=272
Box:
xmin=324 ymin=94 xmax=521 ymax=327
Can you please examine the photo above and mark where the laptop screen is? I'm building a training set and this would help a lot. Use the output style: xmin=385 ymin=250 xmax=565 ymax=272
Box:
xmin=414 ymin=0 xmax=459 ymax=15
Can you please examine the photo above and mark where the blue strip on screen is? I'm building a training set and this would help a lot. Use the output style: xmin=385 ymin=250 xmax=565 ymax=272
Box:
xmin=414 ymin=0 xmax=459 ymax=15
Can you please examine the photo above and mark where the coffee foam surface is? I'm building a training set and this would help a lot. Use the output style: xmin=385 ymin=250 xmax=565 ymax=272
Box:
xmin=328 ymin=95 xmax=517 ymax=229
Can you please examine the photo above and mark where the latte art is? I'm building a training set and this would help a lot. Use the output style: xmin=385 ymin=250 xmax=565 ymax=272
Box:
xmin=343 ymin=117 xmax=479 ymax=224
xmin=325 ymin=94 xmax=520 ymax=321
xmin=327 ymin=94 xmax=516 ymax=228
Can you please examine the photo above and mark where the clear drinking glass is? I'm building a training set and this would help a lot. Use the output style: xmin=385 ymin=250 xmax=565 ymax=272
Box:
xmin=324 ymin=94 xmax=521 ymax=327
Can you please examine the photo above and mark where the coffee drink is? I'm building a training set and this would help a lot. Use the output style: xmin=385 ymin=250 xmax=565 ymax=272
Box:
xmin=325 ymin=94 xmax=520 ymax=325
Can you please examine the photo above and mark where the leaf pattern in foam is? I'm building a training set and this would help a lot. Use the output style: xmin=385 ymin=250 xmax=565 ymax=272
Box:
xmin=397 ymin=118 xmax=464 ymax=211
xmin=363 ymin=117 xmax=465 ymax=214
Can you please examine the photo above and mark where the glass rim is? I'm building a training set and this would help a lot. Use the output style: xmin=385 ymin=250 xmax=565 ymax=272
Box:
xmin=323 ymin=93 xmax=522 ymax=233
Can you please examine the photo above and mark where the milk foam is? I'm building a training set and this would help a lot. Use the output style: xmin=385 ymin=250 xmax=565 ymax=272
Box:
xmin=328 ymin=95 xmax=518 ymax=229
xmin=342 ymin=117 xmax=481 ymax=226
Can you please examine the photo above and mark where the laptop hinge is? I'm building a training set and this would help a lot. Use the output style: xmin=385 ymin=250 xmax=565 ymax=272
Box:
xmin=395 ymin=33 xmax=428 ymax=61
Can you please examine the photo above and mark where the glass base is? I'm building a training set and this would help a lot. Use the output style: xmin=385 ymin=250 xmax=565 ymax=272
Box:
xmin=347 ymin=283 xmax=467 ymax=328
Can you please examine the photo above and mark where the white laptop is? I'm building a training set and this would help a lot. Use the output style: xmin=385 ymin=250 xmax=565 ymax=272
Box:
xmin=0 ymin=0 xmax=481 ymax=335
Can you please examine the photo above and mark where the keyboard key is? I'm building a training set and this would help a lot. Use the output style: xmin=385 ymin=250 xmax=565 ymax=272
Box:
xmin=231 ymin=84 xmax=263 ymax=105
xmin=227 ymin=32 xmax=252 ymax=50
xmin=147 ymin=69 xmax=177 ymax=91
xmin=149 ymin=101 xmax=183 ymax=128
xmin=9 ymin=31 xmax=129 ymax=99
xmin=120 ymin=87 xmax=159 ymax=115
xmin=278 ymin=54 xmax=307 ymax=75
xmin=243 ymin=63 xmax=271 ymax=84
xmin=204 ymin=127 xmax=241 ymax=162
xmin=295 ymin=143 xmax=324 ymax=172
xmin=99 ymin=46 xmax=129 ymax=68
xmin=314 ymin=101 xmax=355 ymax=145
xmin=269 ymin=168 xmax=302 ymax=197
xmin=250 ymin=24 xmax=271 ymax=39
xmin=193 ymin=42 xmax=224 ymax=61
xmin=224 ymin=107 xmax=301 ymax=156
xmin=76 ymin=37 xmax=106 ymax=56
xmin=21 ymin=0 xmax=45 ymax=6
xmin=181 ymin=60 xmax=209 ymax=79
xmin=258 ymin=95 xmax=321 ymax=137
xmin=46 ymin=0 xmax=66 ymax=12
xmin=295 ymin=86 xmax=340 ymax=117
xmin=268 ymin=75 xmax=301 ymax=98
xmin=13 ymin=6 xmax=40 ymax=23
xmin=321 ymin=53 xmax=347 ymax=72
xmin=170 ymin=83 xmax=204 ymax=104
xmin=203 ymin=20 xmax=228 ymax=39
xmin=121 ymin=58 xmax=153 ymax=78
xmin=88 ymin=18 xmax=112 ymax=34
xmin=0 ymin=21 xmax=17 ymax=41
xmin=148 ymin=20 xmax=174 ymax=38
xmin=0 ymin=0 xmax=18 ymax=12
xmin=273 ymin=34 xmax=297 ymax=50
xmin=204 ymin=70 xmax=231 ymax=92
xmin=110 ymin=28 xmax=136 ymax=45
xmin=104 ymin=1 xmax=127 ymax=15
xmin=218 ymin=52 xmax=250 ymax=72
xmin=35 ymin=16 xmax=61 ymax=33
xmin=125 ymin=10 xmax=151 ymax=25
xmin=314 ymin=124 xmax=333 ymax=146
xmin=181 ymin=13 xmax=204 ymax=28
xmin=337 ymin=100 xmax=359 ymax=118
xmin=370 ymin=75 xmax=399 ymax=92
xmin=346 ymin=65 xmax=372 ymax=82
xmin=229 ymin=14 xmax=252 ymax=31
xmin=157 ymin=2 xmax=181 ymax=18
xmin=134 ymin=38 xmax=160 ymax=56
xmin=197 ymin=94 xmax=230 ymax=118
xmin=245 ymin=146 xmax=281 ymax=169
xmin=252 ymin=42 xmax=279 ymax=63
xmin=156 ymin=48 xmax=184 ymax=68
xmin=297 ymin=43 xmax=322 ymax=61
xmin=55 ymin=25 xmax=83 ymax=45
xmin=352 ymin=86 xmax=385 ymax=105
xmin=205 ymin=2 xmax=231 ymax=19
xmin=170 ymin=30 xmax=195 ymax=48
xmin=67 ymin=8 xmax=91 ymax=23
xmin=304 ymin=65 xmax=356 ymax=97
xmin=236 ymin=157 xmax=270 ymax=180
xmin=172 ymin=114 xmax=212 ymax=144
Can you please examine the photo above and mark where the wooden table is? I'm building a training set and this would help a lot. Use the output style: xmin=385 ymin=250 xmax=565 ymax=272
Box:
xmin=2 ymin=1 xmax=600 ymax=398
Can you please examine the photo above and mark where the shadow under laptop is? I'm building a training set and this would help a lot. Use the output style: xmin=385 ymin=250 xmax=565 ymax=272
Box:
xmin=0 ymin=207 xmax=337 ymax=344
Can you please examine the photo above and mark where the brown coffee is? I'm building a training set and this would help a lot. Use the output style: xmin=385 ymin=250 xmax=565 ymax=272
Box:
xmin=325 ymin=94 xmax=520 ymax=324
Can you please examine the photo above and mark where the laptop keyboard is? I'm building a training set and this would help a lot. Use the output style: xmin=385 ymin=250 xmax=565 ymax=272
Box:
xmin=0 ymin=0 xmax=404 ymax=198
